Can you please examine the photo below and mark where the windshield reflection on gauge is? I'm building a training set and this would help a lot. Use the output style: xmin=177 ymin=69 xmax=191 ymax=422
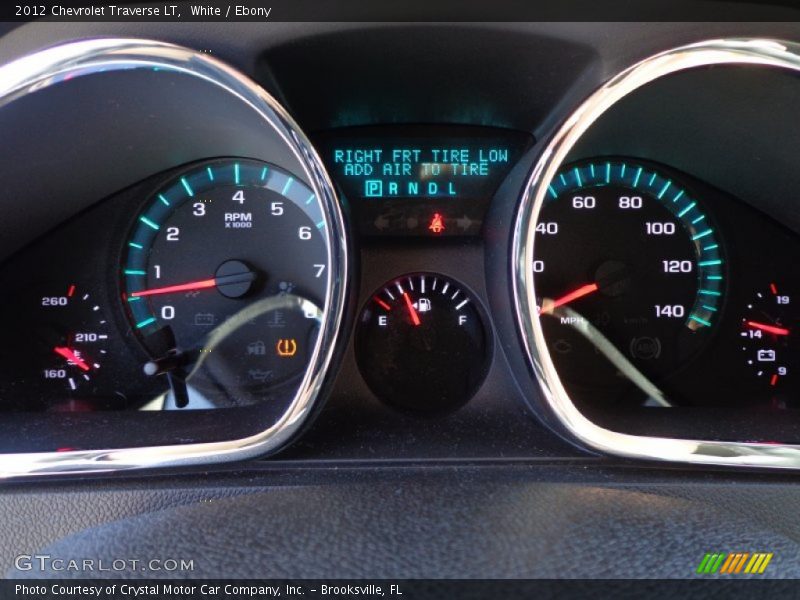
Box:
xmin=139 ymin=294 xmax=322 ymax=410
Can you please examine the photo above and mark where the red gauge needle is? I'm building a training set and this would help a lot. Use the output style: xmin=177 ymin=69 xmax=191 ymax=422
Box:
xmin=403 ymin=292 xmax=422 ymax=326
xmin=746 ymin=321 xmax=790 ymax=336
xmin=130 ymin=269 xmax=256 ymax=298
xmin=539 ymin=283 xmax=599 ymax=315
xmin=130 ymin=278 xmax=216 ymax=298
xmin=54 ymin=346 xmax=91 ymax=372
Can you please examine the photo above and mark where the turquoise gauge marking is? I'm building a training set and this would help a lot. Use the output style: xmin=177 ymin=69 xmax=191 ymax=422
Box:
xmin=633 ymin=167 xmax=643 ymax=187
xmin=139 ymin=216 xmax=159 ymax=230
xmin=689 ymin=315 xmax=712 ymax=327
xmin=677 ymin=201 xmax=696 ymax=218
xmin=180 ymin=177 xmax=194 ymax=197
xmin=545 ymin=159 xmax=725 ymax=328
xmin=135 ymin=317 xmax=157 ymax=329
xmin=692 ymin=229 xmax=713 ymax=241
xmin=123 ymin=158 xmax=326 ymax=333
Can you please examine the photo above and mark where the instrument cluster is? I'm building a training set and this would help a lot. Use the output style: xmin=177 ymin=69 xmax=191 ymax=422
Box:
xmin=0 ymin=36 xmax=799 ymax=476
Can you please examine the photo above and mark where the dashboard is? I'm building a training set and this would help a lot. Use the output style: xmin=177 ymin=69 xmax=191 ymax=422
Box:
xmin=0 ymin=26 xmax=799 ymax=478
xmin=3 ymin=15 xmax=800 ymax=583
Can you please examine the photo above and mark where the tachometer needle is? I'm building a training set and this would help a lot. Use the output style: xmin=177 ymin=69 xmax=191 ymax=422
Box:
xmin=130 ymin=278 xmax=217 ymax=298
xmin=54 ymin=346 xmax=91 ymax=372
xmin=403 ymin=292 xmax=422 ymax=326
xmin=746 ymin=321 xmax=790 ymax=336
xmin=130 ymin=270 xmax=256 ymax=298
xmin=539 ymin=283 xmax=599 ymax=315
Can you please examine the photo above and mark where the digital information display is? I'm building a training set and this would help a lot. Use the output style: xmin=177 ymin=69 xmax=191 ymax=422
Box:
xmin=316 ymin=126 xmax=532 ymax=236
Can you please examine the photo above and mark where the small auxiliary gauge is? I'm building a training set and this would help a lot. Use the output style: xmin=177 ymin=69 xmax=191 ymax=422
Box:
xmin=42 ymin=285 xmax=110 ymax=395
xmin=741 ymin=283 xmax=795 ymax=390
xmin=355 ymin=272 xmax=490 ymax=412
xmin=0 ymin=283 xmax=116 ymax=410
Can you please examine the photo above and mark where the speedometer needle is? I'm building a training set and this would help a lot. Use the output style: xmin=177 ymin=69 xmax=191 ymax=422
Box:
xmin=746 ymin=321 xmax=790 ymax=336
xmin=539 ymin=283 xmax=599 ymax=315
xmin=54 ymin=346 xmax=91 ymax=372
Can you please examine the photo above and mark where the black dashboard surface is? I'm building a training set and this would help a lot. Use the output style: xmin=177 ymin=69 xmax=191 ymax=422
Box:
xmin=5 ymin=464 xmax=800 ymax=579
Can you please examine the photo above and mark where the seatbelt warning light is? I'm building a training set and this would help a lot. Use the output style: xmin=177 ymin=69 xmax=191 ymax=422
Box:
xmin=428 ymin=213 xmax=445 ymax=234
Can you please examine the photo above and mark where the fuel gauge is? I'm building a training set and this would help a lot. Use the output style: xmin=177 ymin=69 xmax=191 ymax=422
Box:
xmin=741 ymin=283 xmax=795 ymax=389
xmin=355 ymin=272 xmax=490 ymax=412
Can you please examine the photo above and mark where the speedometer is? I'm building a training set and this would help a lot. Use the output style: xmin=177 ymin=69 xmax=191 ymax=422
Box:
xmin=532 ymin=159 xmax=725 ymax=395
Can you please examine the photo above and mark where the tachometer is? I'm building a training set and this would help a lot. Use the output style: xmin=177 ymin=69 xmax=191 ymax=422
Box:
xmin=533 ymin=159 xmax=725 ymax=393
xmin=122 ymin=158 xmax=331 ymax=408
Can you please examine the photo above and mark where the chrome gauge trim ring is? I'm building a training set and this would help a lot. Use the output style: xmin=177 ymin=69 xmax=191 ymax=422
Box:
xmin=0 ymin=38 xmax=349 ymax=477
xmin=512 ymin=39 xmax=800 ymax=469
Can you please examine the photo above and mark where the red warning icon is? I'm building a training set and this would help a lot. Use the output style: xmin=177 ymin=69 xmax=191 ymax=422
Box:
xmin=428 ymin=213 xmax=445 ymax=234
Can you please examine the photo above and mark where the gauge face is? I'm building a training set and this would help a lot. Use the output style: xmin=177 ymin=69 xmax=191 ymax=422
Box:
xmin=741 ymin=283 xmax=795 ymax=391
xmin=355 ymin=273 xmax=490 ymax=412
xmin=533 ymin=160 xmax=725 ymax=394
xmin=0 ymin=284 xmax=117 ymax=410
xmin=122 ymin=158 xmax=330 ymax=408
xmin=44 ymin=286 xmax=109 ymax=396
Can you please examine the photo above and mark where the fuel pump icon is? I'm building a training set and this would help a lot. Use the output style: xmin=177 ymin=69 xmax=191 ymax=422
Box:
xmin=416 ymin=298 xmax=432 ymax=313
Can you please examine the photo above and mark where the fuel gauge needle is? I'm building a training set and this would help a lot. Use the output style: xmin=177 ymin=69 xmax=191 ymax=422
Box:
xmin=54 ymin=346 xmax=91 ymax=372
xmin=403 ymin=292 xmax=422 ymax=326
